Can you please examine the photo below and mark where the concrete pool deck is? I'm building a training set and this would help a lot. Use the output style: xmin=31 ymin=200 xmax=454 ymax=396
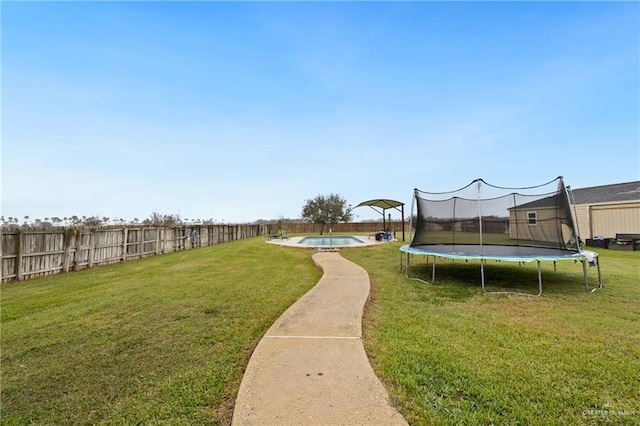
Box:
xmin=231 ymin=251 xmax=408 ymax=425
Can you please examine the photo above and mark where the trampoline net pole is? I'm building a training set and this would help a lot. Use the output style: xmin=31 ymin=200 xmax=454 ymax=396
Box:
xmin=477 ymin=179 xmax=484 ymax=255
xmin=564 ymin=179 xmax=583 ymax=254
xmin=409 ymin=189 xmax=416 ymax=244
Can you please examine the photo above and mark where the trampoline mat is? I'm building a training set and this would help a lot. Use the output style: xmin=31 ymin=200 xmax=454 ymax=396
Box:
xmin=402 ymin=244 xmax=593 ymax=262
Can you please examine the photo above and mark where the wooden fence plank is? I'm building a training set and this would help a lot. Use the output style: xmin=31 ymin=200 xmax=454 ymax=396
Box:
xmin=15 ymin=229 xmax=23 ymax=281
xmin=63 ymin=228 xmax=73 ymax=273
xmin=88 ymin=232 xmax=95 ymax=268
xmin=122 ymin=228 xmax=128 ymax=262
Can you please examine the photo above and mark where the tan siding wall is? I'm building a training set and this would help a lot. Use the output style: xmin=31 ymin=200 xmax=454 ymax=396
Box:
xmin=589 ymin=203 xmax=640 ymax=238
xmin=572 ymin=202 xmax=640 ymax=239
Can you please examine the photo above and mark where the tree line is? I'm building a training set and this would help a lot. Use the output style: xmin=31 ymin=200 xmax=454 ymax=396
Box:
xmin=0 ymin=213 xmax=226 ymax=228
xmin=2 ymin=193 xmax=358 ymax=231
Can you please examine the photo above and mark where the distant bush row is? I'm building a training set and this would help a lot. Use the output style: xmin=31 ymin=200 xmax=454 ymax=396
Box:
xmin=0 ymin=212 xmax=233 ymax=228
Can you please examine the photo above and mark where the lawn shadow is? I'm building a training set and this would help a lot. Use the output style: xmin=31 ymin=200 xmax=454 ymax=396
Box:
xmin=408 ymin=258 xmax=591 ymax=297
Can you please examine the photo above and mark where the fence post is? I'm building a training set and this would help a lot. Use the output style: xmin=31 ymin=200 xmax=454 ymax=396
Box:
xmin=63 ymin=228 xmax=73 ymax=273
xmin=0 ymin=226 xmax=3 ymax=282
xmin=173 ymin=227 xmax=178 ymax=251
xmin=122 ymin=228 xmax=128 ymax=262
xmin=15 ymin=228 xmax=24 ymax=281
xmin=88 ymin=230 xmax=95 ymax=268
xmin=138 ymin=228 xmax=144 ymax=257
xmin=74 ymin=229 xmax=82 ymax=270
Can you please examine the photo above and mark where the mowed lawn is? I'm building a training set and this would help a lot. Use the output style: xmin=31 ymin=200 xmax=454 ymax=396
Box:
xmin=1 ymin=238 xmax=321 ymax=425
xmin=2 ymin=235 xmax=639 ymax=425
xmin=343 ymin=243 xmax=640 ymax=425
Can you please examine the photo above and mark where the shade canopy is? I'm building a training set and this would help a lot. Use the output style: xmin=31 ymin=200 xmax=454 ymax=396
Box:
xmin=355 ymin=199 xmax=404 ymax=210
xmin=355 ymin=199 xmax=405 ymax=241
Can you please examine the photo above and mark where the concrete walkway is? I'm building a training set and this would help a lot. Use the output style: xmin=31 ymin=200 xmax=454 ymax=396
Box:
xmin=232 ymin=251 xmax=408 ymax=425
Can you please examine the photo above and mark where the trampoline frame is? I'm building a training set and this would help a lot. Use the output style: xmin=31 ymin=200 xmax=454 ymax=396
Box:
xmin=400 ymin=244 xmax=602 ymax=296
xmin=402 ymin=177 xmax=604 ymax=296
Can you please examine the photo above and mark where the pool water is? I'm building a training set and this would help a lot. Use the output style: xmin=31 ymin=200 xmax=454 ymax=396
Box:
xmin=298 ymin=236 xmax=365 ymax=246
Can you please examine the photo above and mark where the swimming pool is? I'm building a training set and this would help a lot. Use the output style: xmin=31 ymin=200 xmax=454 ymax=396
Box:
xmin=298 ymin=236 xmax=365 ymax=246
xmin=265 ymin=235 xmax=378 ymax=249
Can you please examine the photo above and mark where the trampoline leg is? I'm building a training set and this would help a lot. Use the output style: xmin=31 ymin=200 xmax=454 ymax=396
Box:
xmin=536 ymin=261 xmax=543 ymax=296
xmin=404 ymin=252 xmax=431 ymax=285
xmin=403 ymin=252 xmax=410 ymax=277
xmin=480 ymin=260 xmax=542 ymax=297
xmin=432 ymin=256 xmax=436 ymax=284
xmin=583 ymin=257 xmax=603 ymax=293
xmin=582 ymin=257 xmax=602 ymax=293
xmin=596 ymin=257 xmax=603 ymax=288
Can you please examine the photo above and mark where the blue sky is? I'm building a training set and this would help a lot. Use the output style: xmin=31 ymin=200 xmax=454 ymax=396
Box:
xmin=2 ymin=1 xmax=638 ymax=223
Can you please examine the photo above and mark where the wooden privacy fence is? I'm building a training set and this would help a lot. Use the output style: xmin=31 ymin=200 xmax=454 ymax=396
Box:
xmin=281 ymin=221 xmax=407 ymax=235
xmin=1 ymin=224 xmax=268 ymax=283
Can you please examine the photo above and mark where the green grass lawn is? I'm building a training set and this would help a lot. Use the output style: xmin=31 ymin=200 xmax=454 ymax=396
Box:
xmin=1 ymin=238 xmax=320 ymax=425
xmin=2 ymin=236 xmax=639 ymax=425
xmin=343 ymin=242 xmax=640 ymax=425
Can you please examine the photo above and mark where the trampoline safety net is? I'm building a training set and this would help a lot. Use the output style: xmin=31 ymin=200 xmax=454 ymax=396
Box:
xmin=410 ymin=177 xmax=580 ymax=256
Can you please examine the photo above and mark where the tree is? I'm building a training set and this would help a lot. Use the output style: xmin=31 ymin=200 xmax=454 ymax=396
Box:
xmin=83 ymin=216 xmax=103 ymax=228
xmin=145 ymin=212 xmax=182 ymax=227
xmin=301 ymin=193 xmax=353 ymax=235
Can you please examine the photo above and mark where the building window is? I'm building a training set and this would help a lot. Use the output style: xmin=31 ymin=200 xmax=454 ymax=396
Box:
xmin=527 ymin=211 xmax=537 ymax=226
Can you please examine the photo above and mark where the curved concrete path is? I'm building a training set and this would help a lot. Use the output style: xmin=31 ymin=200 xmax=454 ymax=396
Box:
xmin=232 ymin=251 xmax=408 ymax=425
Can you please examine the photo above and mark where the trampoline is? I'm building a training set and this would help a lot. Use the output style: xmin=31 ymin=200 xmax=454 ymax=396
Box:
xmin=400 ymin=177 xmax=602 ymax=296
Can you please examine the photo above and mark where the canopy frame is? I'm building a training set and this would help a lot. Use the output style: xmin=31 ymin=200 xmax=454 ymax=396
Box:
xmin=355 ymin=199 xmax=405 ymax=241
